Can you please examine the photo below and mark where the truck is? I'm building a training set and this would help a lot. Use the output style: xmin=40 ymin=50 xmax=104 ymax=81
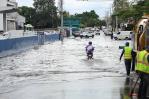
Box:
xmin=113 ymin=31 xmax=132 ymax=40
xmin=113 ymin=23 xmax=133 ymax=40
xmin=133 ymin=14 xmax=149 ymax=51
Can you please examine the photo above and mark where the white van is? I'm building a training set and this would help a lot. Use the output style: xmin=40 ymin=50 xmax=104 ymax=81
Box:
xmin=113 ymin=31 xmax=132 ymax=40
xmin=103 ymin=28 xmax=112 ymax=36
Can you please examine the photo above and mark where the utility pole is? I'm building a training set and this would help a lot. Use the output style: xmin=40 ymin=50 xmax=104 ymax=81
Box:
xmin=115 ymin=0 xmax=118 ymax=32
xmin=59 ymin=0 xmax=64 ymax=41
xmin=106 ymin=11 xmax=109 ymax=29
xmin=60 ymin=0 xmax=63 ymax=31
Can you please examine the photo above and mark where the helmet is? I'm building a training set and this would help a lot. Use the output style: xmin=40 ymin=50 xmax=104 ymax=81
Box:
xmin=89 ymin=41 xmax=92 ymax=45
xmin=125 ymin=42 xmax=129 ymax=46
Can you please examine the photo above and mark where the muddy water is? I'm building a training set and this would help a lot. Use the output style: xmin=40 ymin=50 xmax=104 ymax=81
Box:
xmin=0 ymin=32 xmax=131 ymax=99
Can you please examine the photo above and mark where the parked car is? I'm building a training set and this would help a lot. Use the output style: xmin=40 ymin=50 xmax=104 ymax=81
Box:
xmin=103 ymin=28 xmax=112 ymax=36
xmin=80 ymin=31 xmax=94 ymax=38
xmin=72 ymin=31 xmax=81 ymax=37
xmin=95 ymin=30 xmax=100 ymax=35
xmin=113 ymin=31 xmax=132 ymax=40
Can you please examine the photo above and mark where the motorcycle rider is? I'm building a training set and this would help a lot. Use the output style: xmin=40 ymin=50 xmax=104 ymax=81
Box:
xmin=86 ymin=41 xmax=94 ymax=59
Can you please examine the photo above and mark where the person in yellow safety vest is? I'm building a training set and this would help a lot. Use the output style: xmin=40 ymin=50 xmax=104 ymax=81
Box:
xmin=120 ymin=42 xmax=134 ymax=76
xmin=136 ymin=46 xmax=149 ymax=99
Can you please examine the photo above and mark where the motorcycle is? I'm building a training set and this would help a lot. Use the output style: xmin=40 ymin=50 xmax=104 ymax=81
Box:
xmin=87 ymin=53 xmax=93 ymax=60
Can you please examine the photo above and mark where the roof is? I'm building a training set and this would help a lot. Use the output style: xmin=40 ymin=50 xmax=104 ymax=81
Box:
xmin=0 ymin=7 xmax=16 ymax=13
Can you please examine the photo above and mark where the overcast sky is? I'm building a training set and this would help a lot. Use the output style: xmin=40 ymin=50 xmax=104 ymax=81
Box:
xmin=16 ymin=0 xmax=113 ymax=18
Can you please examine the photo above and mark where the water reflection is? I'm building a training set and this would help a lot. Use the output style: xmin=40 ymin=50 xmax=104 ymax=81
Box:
xmin=121 ymin=77 xmax=131 ymax=99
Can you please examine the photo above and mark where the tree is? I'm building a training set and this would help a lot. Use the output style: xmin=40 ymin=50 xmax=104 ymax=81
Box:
xmin=33 ymin=0 xmax=58 ymax=28
xmin=17 ymin=6 xmax=36 ymax=25
xmin=63 ymin=11 xmax=70 ymax=18
xmin=144 ymin=0 xmax=149 ymax=13
xmin=113 ymin=0 xmax=130 ymax=22
xmin=73 ymin=10 xmax=101 ymax=27
xmin=112 ymin=0 xmax=149 ymax=23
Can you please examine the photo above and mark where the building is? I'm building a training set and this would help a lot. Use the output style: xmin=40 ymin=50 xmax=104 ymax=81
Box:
xmin=0 ymin=0 xmax=25 ymax=33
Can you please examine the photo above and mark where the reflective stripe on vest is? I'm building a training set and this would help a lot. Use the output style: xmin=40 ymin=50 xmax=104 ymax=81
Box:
xmin=136 ymin=50 xmax=148 ymax=73
xmin=124 ymin=47 xmax=132 ymax=59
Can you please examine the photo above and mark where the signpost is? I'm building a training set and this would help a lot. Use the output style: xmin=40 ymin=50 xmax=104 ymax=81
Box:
xmin=63 ymin=18 xmax=80 ymax=28
xmin=63 ymin=18 xmax=80 ymax=36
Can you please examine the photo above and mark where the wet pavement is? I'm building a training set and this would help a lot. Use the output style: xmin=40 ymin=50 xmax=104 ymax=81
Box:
xmin=0 ymin=31 xmax=133 ymax=99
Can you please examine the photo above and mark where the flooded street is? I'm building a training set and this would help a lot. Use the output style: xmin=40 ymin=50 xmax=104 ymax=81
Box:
xmin=0 ymin=32 xmax=131 ymax=99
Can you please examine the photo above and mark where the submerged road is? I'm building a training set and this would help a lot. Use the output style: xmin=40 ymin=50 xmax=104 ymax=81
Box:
xmin=0 ymin=32 xmax=132 ymax=99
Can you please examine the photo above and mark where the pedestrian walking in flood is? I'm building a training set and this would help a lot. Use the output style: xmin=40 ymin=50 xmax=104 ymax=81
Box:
xmin=59 ymin=30 xmax=64 ymax=42
xmin=111 ymin=32 xmax=113 ymax=39
xmin=119 ymin=42 xmax=134 ymax=77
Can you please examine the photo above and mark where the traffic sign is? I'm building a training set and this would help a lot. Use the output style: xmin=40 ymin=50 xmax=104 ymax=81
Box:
xmin=63 ymin=18 xmax=80 ymax=27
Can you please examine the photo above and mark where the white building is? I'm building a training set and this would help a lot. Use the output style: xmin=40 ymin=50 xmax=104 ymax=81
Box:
xmin=0 ymin=0 xmax=25 ymax=32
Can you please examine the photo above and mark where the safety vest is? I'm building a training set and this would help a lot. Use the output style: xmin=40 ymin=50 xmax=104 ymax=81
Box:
xmin=144 ymin=53 xmax=149 ymax=74
xmin=124 ymin=47 xmax=132 ymax=59
xmin=136 ymin=50 xmax=149 ymax=74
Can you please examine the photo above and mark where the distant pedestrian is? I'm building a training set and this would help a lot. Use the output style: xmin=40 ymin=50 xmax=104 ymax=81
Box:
xmin=59 ymin=31 xmax=64 ymax=42
xmin=120 ymin=42 xmax=134 ymax=76
xmin=111 ymin=32 xmax=113 ymax=39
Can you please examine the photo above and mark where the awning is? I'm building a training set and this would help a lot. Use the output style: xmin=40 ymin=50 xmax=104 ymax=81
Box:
xmin=25 ymin=24 xmax=33 ymax=28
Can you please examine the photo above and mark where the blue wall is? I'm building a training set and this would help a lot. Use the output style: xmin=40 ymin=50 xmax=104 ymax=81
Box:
xmin=0 ymin=34 xmax=59 ymax=57
xmin=45 ymin=34 xmax=59 ymax=42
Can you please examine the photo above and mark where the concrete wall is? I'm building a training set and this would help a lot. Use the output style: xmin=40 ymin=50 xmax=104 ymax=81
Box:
xmin=0 ymin=0 xmax=7 ymax=7
xmin=0 ymin=0 xmax=16 ymax=7
xmin=10 ymin=0 xmax=16 ymax=2
xmin=7 ymin=0 xmax=17 ymax=7
xmin=16 ymin=14 xmax=25 ymax=27
xmin=0 ymin=0 xmax=24 ymax=32
xmin=7 ymin=20 xmax=16 ymax=30
xmin=0 ymin=33 xmax=59 ymax=57
xmin=0 ymin=14 xmax=3 ymax=31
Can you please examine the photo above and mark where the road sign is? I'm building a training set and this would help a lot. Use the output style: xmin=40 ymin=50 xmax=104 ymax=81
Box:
xmin=63 ymin=18 xmax=80 ymax=27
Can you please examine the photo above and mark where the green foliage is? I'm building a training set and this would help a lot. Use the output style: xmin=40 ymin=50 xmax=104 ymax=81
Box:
xmin=113 ymin=0 xmax=149 ymax=22
xmin=18 ymin=2 xmax=106 ymax=28
xmin=143 ymin=0 xmax=149 ymax=14
xmin=33 ymin=0 xmax=58 ymax=28
xmin=18 ymin=6 xmax=36 ymax=25
xmin=71 ymin=10 xmax=101 ymax=27
xmin=63 ymin=11 xmax=70 ymax=18
xmin=18 ymin=0 xmax=58 ymax=28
